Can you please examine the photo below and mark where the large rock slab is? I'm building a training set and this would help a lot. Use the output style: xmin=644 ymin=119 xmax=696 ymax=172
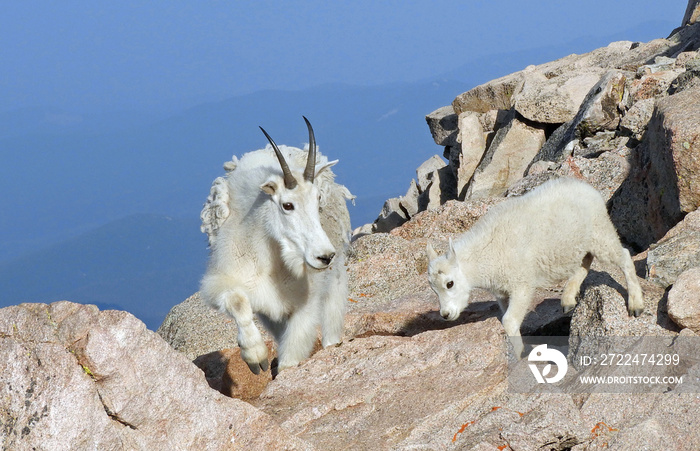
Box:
xmin=647 ymin=207 xmax=700 ymax=288
xmin=529 ymin=70 xmax=630 ymax=167
xmin=389 ymin=198 xmax=502 ymax=241
xmin=513 ymin=68 xmax=606 ymax=124
xmin=0 ymin=301 xmax=308 ymax=450
xmin=577 ymin=388 xmax=700 ymax=450
xmin=456 ymin=111 xmax=488 ymax=199
xmin=569 ymin=265 xmax=677 ymax=339
xmin=467 ymin=114 xmax=546 ymax=198
xmin=254 ymin=317 xmax=598 ymax=450
xmin=452 ymin=72 xmax=524 ymax=114
xmin=667 ymin=267 xmax=700 ymax=332
xmin=608 ymin=87 xmax=700 ymax=250
xmin=452 ymin=41 xmax=638 ymax=117
xmin=255 ymin=318 xmax=501 ymax=449
xmin=660 ymin=85 xmax=700 ymax=213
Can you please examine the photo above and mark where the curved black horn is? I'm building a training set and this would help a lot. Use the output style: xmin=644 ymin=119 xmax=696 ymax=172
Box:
xmin=259 ymin=126 xmax=298 ymax=189
xmin=303 ymin=116 xmax=316 ymax=182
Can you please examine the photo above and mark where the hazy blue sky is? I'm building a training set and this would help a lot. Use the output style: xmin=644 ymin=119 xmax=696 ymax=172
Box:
xmin=0 ymin=1 xmax=688 ymax=112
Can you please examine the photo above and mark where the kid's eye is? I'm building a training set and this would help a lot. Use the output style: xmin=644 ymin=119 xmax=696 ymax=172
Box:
xmin=446 ymin=281 xmax=454 ymax=289
xmin=283 ymin=202 xmax=295 ymax=211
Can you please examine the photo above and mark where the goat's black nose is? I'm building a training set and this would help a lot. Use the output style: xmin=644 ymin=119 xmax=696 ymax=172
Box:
xmin=317 ymin=253 xmax=335 ymax=266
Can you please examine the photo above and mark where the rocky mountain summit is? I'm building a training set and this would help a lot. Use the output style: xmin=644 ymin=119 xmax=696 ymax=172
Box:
xmin=3 ymin=2 xmax=700 ymax=449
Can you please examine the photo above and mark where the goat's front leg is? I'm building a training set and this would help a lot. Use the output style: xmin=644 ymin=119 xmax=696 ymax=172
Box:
xmin=501 ymin=287 xmax=533 ymax=359
xmin=276 ymin=302 xmax=320 ymax=372
xmin=220 ymin=288 xmax=269 ymax=374
xmin=321 ymin=256 xmax=348 ymax=347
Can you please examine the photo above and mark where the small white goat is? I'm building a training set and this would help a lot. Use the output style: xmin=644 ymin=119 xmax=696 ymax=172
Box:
xmin=200 ymin=117 xmax=353 ymax=373
xmin=427 ymin=177 xmax=644 ymax=357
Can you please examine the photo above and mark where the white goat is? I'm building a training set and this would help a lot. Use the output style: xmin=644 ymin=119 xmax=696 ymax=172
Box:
xmin=426 ymin=177 xmax=644 ymax=357
xmin=200 ymin=117 xmax=353 ymax=373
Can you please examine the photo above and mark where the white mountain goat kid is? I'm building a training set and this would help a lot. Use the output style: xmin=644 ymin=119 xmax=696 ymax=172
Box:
xmin=200 ymin=117 xmax=353 ymax=373
xmin=427 ymin=177 xmax=644 ymax=357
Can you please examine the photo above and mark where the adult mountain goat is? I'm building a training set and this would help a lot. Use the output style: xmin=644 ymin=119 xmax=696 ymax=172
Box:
xmin=200 ymin=117 xmax=353 ymax=373
xmin=427 ymin=177 xmax=644 ymax=357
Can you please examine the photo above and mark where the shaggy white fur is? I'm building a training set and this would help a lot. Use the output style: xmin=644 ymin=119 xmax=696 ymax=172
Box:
xmin=427 ymin=177 xmax=644 ymax=357
xmin=200 ymin=127 xmax=353 ymax=374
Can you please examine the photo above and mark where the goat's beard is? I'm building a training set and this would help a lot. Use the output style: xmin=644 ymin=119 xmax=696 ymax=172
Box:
xmin=278 ymin=239 xmax=307 ymax=279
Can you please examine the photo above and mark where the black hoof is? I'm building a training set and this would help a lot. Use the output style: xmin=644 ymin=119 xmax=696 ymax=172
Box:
xmin=246 ymin=362 xmax=261 ymax=375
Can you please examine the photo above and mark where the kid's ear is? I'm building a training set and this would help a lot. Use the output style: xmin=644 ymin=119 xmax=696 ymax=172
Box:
xmin=260 ymin=180 xmax=278 ymax=196
xmin=448 ymin=237 xmax=457 ymax=257
xmin=426 ymin=242 xmax=439 ymax=261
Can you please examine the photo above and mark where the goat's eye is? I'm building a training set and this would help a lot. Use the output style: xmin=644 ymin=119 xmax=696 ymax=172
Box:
xmin=282 ymin=202 xmax=295 ymax=211
xmin=446 ymin=281 xmax=454 ymax=289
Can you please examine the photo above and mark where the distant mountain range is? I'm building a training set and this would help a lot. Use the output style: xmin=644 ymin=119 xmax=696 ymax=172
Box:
xmin=0 ymin=214 xmax=206 ymax=330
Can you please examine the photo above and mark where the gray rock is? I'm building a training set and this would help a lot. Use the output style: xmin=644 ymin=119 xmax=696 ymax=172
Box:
xmin=647 ymin=210 xmax=700 ymax=288
xmin=578 ymin=130 xmax=620 ymax=157
xmin=417 ymin=165 xmax=458 ymax=211
xmin=456 ymin=111 xmax=488 ymax=199
xmin=513 ymin=68 xmax=606 ymax=124
xmin=628 ymin=67 xmax=685 ymax=102
xmin=0 ymin=301 xmax=308 ymax=450
xmin=371 ymin=179 xmax=425 ymax=233
xmin=452 ymin=72 xmax=524 ymax=114
xmin=661 ymin=85 xmax=700 ymax=213
xmin=577 ymin=71 xmax=628 ymax=133
xmin=578 ymin=390 xmax=700 ymax=450
xmin=388 ymin=197 xmax=503 ymax=241
xmin=619 ymin=97 xmax=655 ymax=139
xmin=667 ymin=267 xmax=700 ymax=332
xmin=425 ymin=105 xmax=458 ymax=147
xmin=158 ymin=292 xmax=252 ymax=360
xmin=569 ymin=268 xmax=676 ymax=340
xmin=254 ymin=317 xmax=589 ymax=450
xmin=467 ymin=114 xmax=546 ymax=199
xmin=613 ymin=38 xmax=678 ymax=71
xmin=416 ymin=155 xmax=447 ymax=192
xmin=452 ymin=40 xmax=642 ymax=117
xmin=608 ymin=88 xmax=700 ymax=250
xmin=529 ymin=70 xmax=630 ymax=168
xmin=400 ymin=178 xmax=420 ymax=217
xmin=683 ymin=0 xmax=700 ymax=26
xmin=372 ymin=197 xmax=410 ymax=233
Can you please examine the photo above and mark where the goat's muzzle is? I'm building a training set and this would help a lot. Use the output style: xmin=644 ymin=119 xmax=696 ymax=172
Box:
xmin=316 ymin=253 xmax=335 ymax=267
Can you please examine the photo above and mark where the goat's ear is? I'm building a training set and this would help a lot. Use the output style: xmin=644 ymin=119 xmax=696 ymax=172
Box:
xmin=447 ymin=237 xmax=457 ymax=257
xmin=315 ymin=160 xmax=338 ymax=178
xmin=260 ymin=180 xmax=278 ymax=196
xmin=426 ymin=242 xmax=438 ymax=261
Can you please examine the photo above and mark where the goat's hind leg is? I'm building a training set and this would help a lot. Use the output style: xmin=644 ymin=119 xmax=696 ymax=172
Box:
xmin=598 ymin=246 xmax=644 ymax=316
xmin=561 ymin=253 xmax=593 ymax=314
xmin=619 ymin=247 xmax=644 ymax=316
xmin=593 ymin=236 xmax=644 ymax=316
